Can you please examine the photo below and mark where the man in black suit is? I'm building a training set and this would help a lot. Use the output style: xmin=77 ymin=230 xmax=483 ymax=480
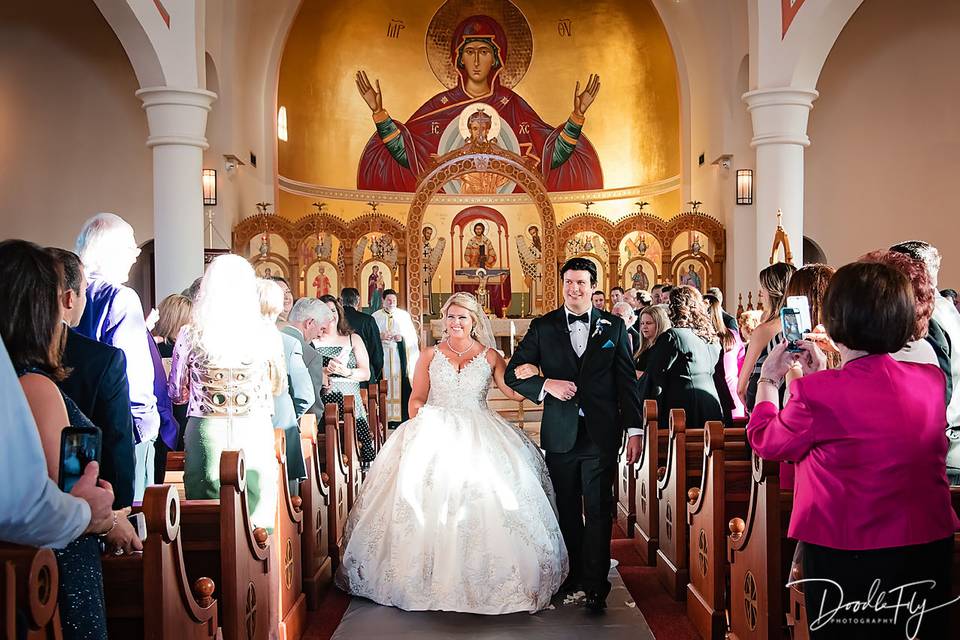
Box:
xmin=47 ymin=248 xmax=136 ymax=509
xmin=706 ymin=287 xmax=738 ymax=332
xmin=340 ymin=287 xmax=384 ymax=387
xmin=506 ymin=257 xmax=643 ymax=611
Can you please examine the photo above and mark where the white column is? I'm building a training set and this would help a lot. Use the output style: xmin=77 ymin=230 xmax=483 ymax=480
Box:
xmin=743 ymin=87 xmax=818 ymax=272
xmin=136 ymin=87 xmax=217 ymax=298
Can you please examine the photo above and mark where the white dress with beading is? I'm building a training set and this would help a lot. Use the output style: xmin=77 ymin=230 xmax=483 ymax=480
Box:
xmin=335 ymin=347 xmax=568 ymax=614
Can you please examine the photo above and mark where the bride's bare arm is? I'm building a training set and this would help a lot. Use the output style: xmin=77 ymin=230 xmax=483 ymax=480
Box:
xmin=489 ymin=351 xmax=525 ymax=402
xmin=407 ymin=347 xmax=436 ymax=419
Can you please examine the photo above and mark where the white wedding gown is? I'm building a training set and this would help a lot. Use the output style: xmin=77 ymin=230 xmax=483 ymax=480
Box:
xmin=335 ymin=347 xmax=568 ymax=614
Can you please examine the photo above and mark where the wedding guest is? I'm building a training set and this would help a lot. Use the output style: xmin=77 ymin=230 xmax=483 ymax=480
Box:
xmin=0 ymin=336 xmax=114 ymax=548
xmin=168 ymin=255 xmax=283 ymax=529
xmin=890 ymin=241 xmax=960 ymax=485
xmin=748 ymin=261 xmax=957 ymax=638
xmin=152 ymin=294 xmax=192 ymax=356
xmin=642 ymin=286 xmax=723 ymax=427
xmin=591 ymin=290 xmax=606 ymax=310
xmin=75 ymin=213 xmax=160 ymax=499
xmin=635 ymin=289 xmax=653 ymax=307
xmin=658 ymin=285 xmax=673 ymax=304
xmin=942 ymin=287 xmax=960 ymax=312
xmin=635 ymin=304 xmax=671 ymax=376
xmin=738 ymin=310 xmax=763 ymax=344
xmin=317 ymin=294 xmax=375 ymax=465
xmin=706 ymin=286 xmax=738 ymax=331
xmin=612 ymin=301 xmax=639 ymax=354
xmin=283 ymin=297 xmax=335 ymax=418
xmin=704 ymin=293 xmax=745 ymax=420
xmin=270 ymin=275 xmax=295 ymax=324
xmin=609 ymin=286 xmax=625 ymax=307
xmin=259 ymin=279 xmax=314 ymax=495
xmin=47 ymin=247 xmax=136 ymax=508
xmin=0 ymin=240 xmax=142 ymax=639
xmin=737 ymin=262 xmax=796 ymax=410
xmin=341 ymin=287 xmax=384 ymax=387
xmin=181 ymin=277 xmax=203 ymax=303
xmin=650 ymin=284 xmax=664 ymax=305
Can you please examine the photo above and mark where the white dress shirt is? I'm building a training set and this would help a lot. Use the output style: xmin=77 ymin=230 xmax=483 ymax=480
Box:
xmin=538 ymin=307 xmax=642 ymax=438
xmin=0 ymin=338 xmax=90 ymax=548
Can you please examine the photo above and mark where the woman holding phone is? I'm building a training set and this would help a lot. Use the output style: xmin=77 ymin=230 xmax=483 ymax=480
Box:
xmin=316 ymin=294 xmax=375 ymax=465
xmin=0 ymin=240 xmax=141 ymax=640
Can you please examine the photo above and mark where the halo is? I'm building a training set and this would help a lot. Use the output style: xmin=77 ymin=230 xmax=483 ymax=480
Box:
xmin=458 ymin=103 xmax=502 ymax=140
xmin=425 ymin=0 xmax=533 ymax=90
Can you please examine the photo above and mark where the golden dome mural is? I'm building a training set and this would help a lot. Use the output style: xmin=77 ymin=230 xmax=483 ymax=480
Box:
xmin=277 ymin=0 xmax=680 ymax=203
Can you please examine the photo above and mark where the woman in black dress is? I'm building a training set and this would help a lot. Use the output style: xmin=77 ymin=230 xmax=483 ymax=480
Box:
xmin=642 ymin=286 xmax=724 ymax=428
xmin=0 ymin=240 xmax=141 ymax=639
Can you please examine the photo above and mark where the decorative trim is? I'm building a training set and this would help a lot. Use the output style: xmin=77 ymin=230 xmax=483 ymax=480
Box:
xmin=278 ymin=174 xmax=681 ymax=205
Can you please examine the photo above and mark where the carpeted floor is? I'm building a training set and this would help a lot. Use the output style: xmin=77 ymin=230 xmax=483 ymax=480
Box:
xmin=304 ymin=525 xmax=701 ymax=640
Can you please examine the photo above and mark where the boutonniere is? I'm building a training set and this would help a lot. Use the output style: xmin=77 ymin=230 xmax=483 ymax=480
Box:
xmin=592 ymin=319 xmax=611 ymax=339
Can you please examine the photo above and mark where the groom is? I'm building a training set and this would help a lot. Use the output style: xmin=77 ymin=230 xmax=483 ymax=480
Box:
xmin=506 ymin=257 xmax=643 ymax=611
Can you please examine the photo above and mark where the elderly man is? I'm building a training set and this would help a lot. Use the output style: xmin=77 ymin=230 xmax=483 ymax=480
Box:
xmin=282 ymin=297 xmax=335 ymax=418
xmin=890 ymin=241 xmax=960 ymax=485
xmin=612 ymin=301 xmax=640 ymax=354
xmin=75 ymin=213 xmax=160 ymax=500
xmin=48 ymin=248 xmax=136 ymax=508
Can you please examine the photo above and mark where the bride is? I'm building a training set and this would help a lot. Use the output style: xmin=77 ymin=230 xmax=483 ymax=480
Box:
xmin=335 ymin=292 xmax=568 ymax=614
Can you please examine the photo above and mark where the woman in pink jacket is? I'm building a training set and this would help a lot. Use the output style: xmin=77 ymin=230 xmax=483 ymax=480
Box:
xmin=748 ymin=261 xmax=957 ymax=639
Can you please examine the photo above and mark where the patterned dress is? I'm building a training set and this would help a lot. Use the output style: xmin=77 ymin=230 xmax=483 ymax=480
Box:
xmin=315 ymin=338 xmax=375 ymax=463
xmin=17 ymin=368 xmax=108 ymax=640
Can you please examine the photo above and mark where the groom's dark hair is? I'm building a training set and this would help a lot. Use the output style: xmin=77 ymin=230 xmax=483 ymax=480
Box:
xmin=560 ymin=257 xmax=598 ymax=286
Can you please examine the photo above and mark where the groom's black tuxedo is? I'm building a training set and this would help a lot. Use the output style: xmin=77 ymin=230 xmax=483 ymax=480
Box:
xmin=506 ymin=306 xmax=643 ymax=453
xmin=506 ymin=306 xmax=643 ymax=600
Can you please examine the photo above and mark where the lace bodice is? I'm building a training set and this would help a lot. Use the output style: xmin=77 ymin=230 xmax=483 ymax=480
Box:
xmin=425 ymin=347 xmax=492 ymax=411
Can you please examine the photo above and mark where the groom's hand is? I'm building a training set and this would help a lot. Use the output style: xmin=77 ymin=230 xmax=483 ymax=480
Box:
xmin=543 ymin=379 xmax=577 ymax=401
xmin=625 ymin=434 xmax=642 ymax=465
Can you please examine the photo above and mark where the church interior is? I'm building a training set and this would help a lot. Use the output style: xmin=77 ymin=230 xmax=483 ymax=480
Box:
xmin=2 ymin=1 xmax=959 ymax=639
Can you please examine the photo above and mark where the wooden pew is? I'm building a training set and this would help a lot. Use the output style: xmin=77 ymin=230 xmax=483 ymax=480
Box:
xmin=656 ymin=408 xmax=704 ymax=599
xmin=634 ymin=400 xmax=669 ymax=565
xmin=323 ymin=403 xmax=350 ymax=569
xmin=166 ymin=450 xmax=186 ymax=501
xmin=378 ymin=382 xmax=389 ymax=433
xmin=102 ymin=485 xmax=218 ymax=639
xmin=366 ymin=382 xmax=385 ymax=451
xmin=0 ymin=546 xmax=60 ymax=639
xmin=727 ymin=453 xmax=795 ymax=640
xmin=297 ymin=413 xmax=333 ymax=609
xmin=174 ymin=450 xmax=272 ymax=640
xmin=685 ymin=420 xmax=751 ymax=640
xmin=273 ymin=430 xmax=307 ymax=640
xmin=340 ymin=396 xmax=364 ymax=511
xmin=616 ymin=432 xmax=636 ymax=538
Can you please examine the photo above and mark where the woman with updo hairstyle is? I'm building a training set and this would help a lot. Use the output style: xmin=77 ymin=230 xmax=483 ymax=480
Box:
xmin=335 ymin=291 xmax=567 ymax=614
xmin=641 ymin=286 xmax=723 ymax=427
xmin=737 ymin=262 xmax=796 ymax=410
xmin=748 ymin=261 xmax=957 ymax=638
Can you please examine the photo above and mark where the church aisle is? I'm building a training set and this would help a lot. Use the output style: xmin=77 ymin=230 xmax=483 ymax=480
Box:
xmin=329 ymin=567 xmax=653 ymax=640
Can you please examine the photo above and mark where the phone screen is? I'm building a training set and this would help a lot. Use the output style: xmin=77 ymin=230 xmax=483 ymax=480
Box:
xmin=781 ymin=308 xmax=803 ymax=349
xmin=59 ymin=427 xmax=101 ymax=492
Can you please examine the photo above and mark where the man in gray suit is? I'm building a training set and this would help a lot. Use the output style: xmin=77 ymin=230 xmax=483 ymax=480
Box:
xmin=282 ymin=298 xmax=334 ymax=418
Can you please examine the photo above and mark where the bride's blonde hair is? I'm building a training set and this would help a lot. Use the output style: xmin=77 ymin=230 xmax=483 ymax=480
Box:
xmin=439 ymin=292 xmax=493 ymax=346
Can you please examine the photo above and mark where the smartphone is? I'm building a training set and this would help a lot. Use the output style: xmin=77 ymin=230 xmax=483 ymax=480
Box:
xmin=780 ymin=307 xmax=804 ymax=352
xmin=786 ymin=295 xmax=812 ymax=333
xmin=58 ymin=426 xmax=101 ymax=492
xmin=128 ymin=512 xmax=147 ymax=542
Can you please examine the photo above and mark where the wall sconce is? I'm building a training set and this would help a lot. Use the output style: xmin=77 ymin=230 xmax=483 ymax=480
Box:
xmin=202 ymin=169 xmax=217 ymax=206
xmin=736 ymin=169 xmax=753 ymax=205
xmin=277 ymin=106 xmax=288 ymax=142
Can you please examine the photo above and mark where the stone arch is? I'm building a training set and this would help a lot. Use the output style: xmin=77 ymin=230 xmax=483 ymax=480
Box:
xmin=790 ymin=0 xmax=866 ymax=89
xmin=92 ymin=0 xmax=165 ymax=87
xmin=231 ymin=213 xmax=297 ymax=255
xmin=405 ymin=144 xmax=558 ymax=329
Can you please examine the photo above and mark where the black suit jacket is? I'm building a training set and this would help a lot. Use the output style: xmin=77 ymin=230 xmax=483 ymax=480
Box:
xmin=722 ymin=310 xmax=739 ymax=332
xmin=280 ymin=325 xmax=327 ymax=417
xmin=344 ymin=306 xmax=384 ymax=384
xmin=58 ymin=329 xmax=136 ymax=508
xmin=506 ymin=307 xmax=643 ymax=454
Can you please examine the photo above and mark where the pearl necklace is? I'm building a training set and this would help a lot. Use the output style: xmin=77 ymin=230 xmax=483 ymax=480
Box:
xmin=446 ymin=338 xmax=476 ymax=357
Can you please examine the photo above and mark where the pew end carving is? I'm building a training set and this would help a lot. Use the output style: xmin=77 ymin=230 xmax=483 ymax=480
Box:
xmin=298 ymin=413 xmax=333 ymax=609
xmin=273 ymin=430 xmax=308 ymax=640
xmin=633 ymin=400 xmax=668 ymax=565
xmin=0 ymin=545 xmax=60 ymax=639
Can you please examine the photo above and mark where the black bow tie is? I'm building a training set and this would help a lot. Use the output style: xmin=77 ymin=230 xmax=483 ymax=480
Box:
xmin=567 ymin=312 xmax=589 ymax=325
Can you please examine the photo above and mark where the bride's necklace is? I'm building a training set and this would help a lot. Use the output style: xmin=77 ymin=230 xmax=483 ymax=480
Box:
xmin=446 ymin=338 xmax=476 ymax=358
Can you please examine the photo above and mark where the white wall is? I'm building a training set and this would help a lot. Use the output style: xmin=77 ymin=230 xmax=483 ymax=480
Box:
xmin=0 ymin=0 xmax=152 ymax=249
xmin=805 ymin=0 xmax=960 ymax=287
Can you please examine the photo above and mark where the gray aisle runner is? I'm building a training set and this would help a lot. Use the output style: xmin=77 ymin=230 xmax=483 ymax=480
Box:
xmin=331 ymin=567 xmax=655 ymax=639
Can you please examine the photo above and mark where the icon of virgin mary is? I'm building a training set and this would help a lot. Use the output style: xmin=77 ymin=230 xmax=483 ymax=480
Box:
xmin=355 ymin=14 xmax=603 ymax=193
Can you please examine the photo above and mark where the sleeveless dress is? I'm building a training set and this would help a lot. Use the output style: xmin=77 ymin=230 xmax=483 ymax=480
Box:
xmin=17 ymin=368 xmax=108 ymax=640
xmin=335 ymin=347 xmax=568 ymax=614
xmin=315 ymin=338 xmax=375 ymax=463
